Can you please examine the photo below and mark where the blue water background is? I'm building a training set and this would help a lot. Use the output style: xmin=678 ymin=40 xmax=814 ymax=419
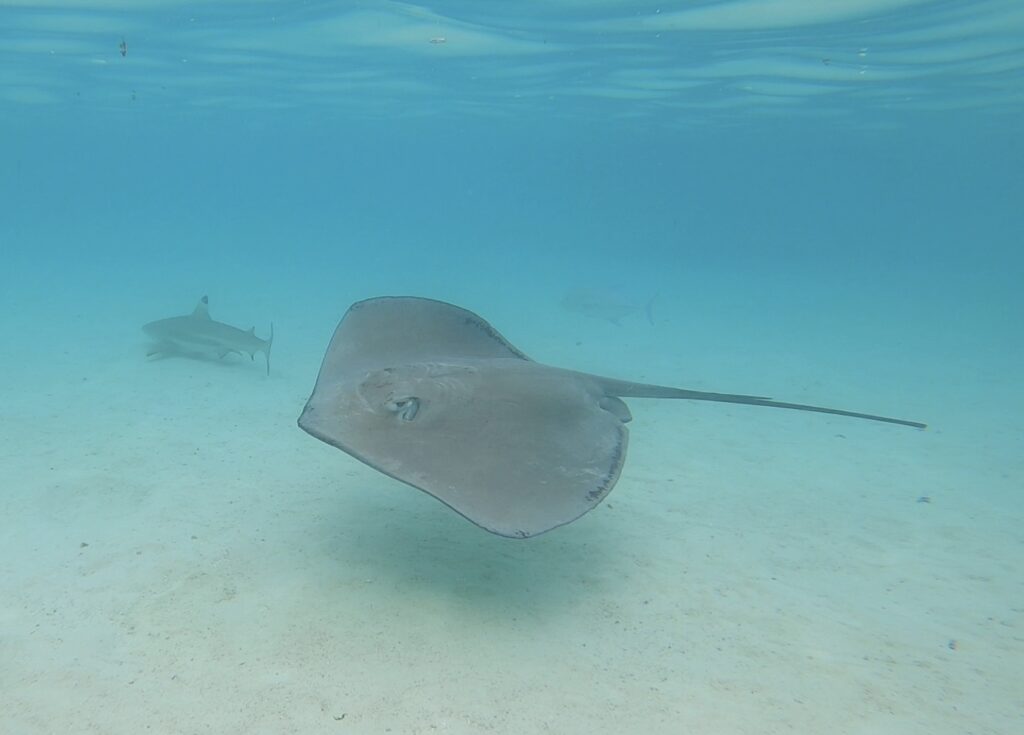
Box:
xmin=1 ymin=1 xmax=1022 ymax=732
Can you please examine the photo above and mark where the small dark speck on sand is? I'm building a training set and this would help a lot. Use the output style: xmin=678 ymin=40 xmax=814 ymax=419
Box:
xmin=79 ymin=542 xmax=89 ymax=548
xmin=917 ymin=496 xmax=932 ymax=504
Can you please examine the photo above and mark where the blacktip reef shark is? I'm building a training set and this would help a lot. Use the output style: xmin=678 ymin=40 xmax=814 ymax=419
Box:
xmin=298 ymin=297 xmax=925 ymax=539
xmin=143 ymin=296 xmax=273 ymax=374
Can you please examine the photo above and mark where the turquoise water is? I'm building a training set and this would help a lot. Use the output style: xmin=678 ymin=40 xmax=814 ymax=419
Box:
xmin=2 ymin=2 xmax=1022 ymax=733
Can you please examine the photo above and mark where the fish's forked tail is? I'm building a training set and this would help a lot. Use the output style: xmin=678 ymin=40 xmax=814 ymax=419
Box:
xmin=644 ymin=296 xmax=656 ymax=326
xmin=264 ymin=322 xmax=274 ymax=375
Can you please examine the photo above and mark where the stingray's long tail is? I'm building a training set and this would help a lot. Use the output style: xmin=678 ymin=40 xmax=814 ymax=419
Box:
xmin=598 ymin=377 xmax=926 ymax=429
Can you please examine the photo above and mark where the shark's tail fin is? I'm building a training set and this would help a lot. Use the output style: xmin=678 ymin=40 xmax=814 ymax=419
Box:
xmin=264 ymin=322 xmax=274 ymax=376
xmin=644 ymin=296 xmax=656 ymax=326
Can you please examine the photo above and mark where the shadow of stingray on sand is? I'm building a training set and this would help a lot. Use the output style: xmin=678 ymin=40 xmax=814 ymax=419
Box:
xmin=312 ymin=479 xmax=632 ymax=618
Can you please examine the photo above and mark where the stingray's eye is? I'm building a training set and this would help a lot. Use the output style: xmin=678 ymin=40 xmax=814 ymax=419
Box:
xmin=386 ymin=396 xmax=420 ymax=421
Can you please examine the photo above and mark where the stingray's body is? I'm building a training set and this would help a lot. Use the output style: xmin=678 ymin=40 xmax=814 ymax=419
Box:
xmin=298 ymin=297 xmax=924 ymax=538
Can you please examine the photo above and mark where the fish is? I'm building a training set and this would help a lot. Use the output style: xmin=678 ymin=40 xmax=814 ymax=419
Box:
xmin=143 ymin=296 xmax=273 ymax=374
xmin=298 ymin=297 xmax=924 ymax=538
xmin=560 ymin=287 xmax=655 ymax=326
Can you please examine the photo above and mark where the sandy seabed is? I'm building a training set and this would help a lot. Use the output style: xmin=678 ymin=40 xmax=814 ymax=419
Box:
xmin=1 ymin=300 xmax=1021 ymax=735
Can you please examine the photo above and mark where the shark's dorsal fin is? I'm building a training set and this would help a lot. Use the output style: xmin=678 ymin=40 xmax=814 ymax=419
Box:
xmin=192 ymin=295 xmax=211 ymax=320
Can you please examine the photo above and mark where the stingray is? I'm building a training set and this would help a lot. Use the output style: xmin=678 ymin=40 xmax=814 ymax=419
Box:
xmin=298 ymin=297 xmax=924 ymax=539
